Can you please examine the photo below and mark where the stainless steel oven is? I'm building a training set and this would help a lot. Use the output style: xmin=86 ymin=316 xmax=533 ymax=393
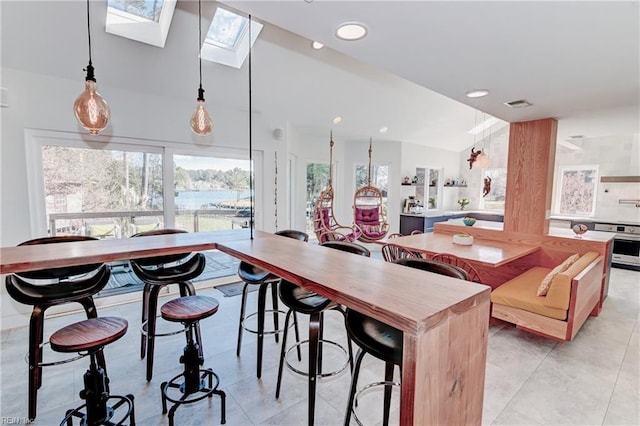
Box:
xmin=595 ymin=223 xmax=640 ymax=269
xmin=612 ymin=233 xmax=640 ymax=267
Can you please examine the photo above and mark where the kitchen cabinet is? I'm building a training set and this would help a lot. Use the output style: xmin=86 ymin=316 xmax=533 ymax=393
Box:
xmin=400 ymin=212 xmax=504 ymax=235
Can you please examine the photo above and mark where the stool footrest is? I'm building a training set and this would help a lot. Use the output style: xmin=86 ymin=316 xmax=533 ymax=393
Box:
xmin=241 ymin=309 xmax=291 ymax=335
xmin=60 ymin=394 xmax=135 ymax=426
xmin=285 ymin=339 xmax=349 ymax=378
xmin=161 ymin=369 xmax=226 ymax=425
xmin=351 ymin=381 xmax=400 ymax=426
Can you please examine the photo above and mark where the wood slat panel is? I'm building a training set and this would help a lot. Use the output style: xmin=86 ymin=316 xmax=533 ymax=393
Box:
xmin=504 ymin=118 xmax=558 ymax=235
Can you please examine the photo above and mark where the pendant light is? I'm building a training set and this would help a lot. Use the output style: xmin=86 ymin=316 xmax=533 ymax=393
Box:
xmin=190 ymin=0 xmax=213 ymax=135
xmin=476 ymin=112 xmax=491 ymax=169
xmin=74 ymin=0 xmax=110 ymax=135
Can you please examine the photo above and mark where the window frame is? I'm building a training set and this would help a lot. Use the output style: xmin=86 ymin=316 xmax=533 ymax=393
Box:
xmin=25 ymin=129 xmax=263 ymax=237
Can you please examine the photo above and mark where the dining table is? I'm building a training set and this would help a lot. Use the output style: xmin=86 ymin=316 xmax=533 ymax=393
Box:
xmin=1 ymin=229 xmax=491 ymax=425
xmin=388 ymin=231 xmax=539 ymax=268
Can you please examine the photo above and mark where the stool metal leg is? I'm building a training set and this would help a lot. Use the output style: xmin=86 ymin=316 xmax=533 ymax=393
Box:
xmin=144 ymin=284 xmax=163 ymax=382
xmin=307 ymin=312 xmax=322 ymax=426
xmin=28 ymin=307 xmax=44 ymax=421
xmin=236 ymin=283 xmax=250 ymax=357
xmin=383 ymin=361 xmax=394 ymax=426
xmin=256 ymin=283 xmax=268 ymax=379
xmin=270 ymin=281 xmax=280 ymax=343
xmin=140 ymin=284 xmax=152 ymax=359
xmin=344 ymin=348 xmax=366 ymax=426
xmin=275 ymin=309 xmax=293 ymax=398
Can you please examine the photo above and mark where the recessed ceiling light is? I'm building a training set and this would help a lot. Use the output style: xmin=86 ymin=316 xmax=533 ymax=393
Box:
xmin=335 ymin=22 xmax=367 ymax=41
xmin=332 ymin=116 xmax=342 ymax=124
xmin=379 ymin=126 xmax=388 ymax=134
xmin=311 ymin=41 xmax=324 ymax=49
xmin=465 ymin=89 xmax=489 ymax=98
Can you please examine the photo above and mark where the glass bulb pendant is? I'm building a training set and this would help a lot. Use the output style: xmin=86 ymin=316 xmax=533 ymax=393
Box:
xmin=74 ymin=80 xmax=110 ymax=135
xmin=475 ymin=152 xmax=490 ymax=169
xmin=190 ymin=99 xmax=213 ymax=135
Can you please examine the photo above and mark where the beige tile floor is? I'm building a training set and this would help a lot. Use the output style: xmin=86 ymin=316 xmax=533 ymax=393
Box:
xmin=0 ymin=266 xmax=638 ymax=426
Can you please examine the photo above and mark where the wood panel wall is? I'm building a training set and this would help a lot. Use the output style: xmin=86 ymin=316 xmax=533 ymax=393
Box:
xmin=503 ymin=118 xmax=558 ymax=235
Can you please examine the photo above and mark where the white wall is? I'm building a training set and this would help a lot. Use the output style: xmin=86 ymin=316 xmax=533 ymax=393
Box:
xmin=554 ymin=133 xmax=640 ymax=223
xmin=400 ymin=142 xmax=461 ymax=212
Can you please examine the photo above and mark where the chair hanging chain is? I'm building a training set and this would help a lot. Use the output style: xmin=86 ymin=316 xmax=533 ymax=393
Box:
xmin=248 ymin=14 xmax=253 ymax=239
xmin=328 ymin=131 xmax=334 ymax=188
xmin=367 ymin=137 xmax=373 ymax=186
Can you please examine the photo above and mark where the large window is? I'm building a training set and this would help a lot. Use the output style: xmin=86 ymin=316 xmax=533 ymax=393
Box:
xmin=42 ymin=145 xmax=163 ymax=238
xmin=555 ymin=165 xmax=598 ymax=216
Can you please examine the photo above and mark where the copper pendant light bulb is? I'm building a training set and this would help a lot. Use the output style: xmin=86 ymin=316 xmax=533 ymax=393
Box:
xmin=475 ymin=152 xmax=490 ymax=169
xmin=191 ymin=0 xmax=212 ymax=136
xmin=75 ymin=0 xmax=109 ymax=135
xmin=190 ymin=88 xmax=213 ymax=135
xmin=74 ymin=70 xmax=110 ymax=135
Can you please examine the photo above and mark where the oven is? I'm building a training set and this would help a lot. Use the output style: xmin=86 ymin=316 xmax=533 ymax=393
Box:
xmin=595 ymin=223 xmax=640 ymax=270
xmin=612 ymin=233 xmax=640 ymax=268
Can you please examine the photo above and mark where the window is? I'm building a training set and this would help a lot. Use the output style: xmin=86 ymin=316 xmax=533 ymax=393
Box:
xmin=42 ymin=145 xmax=163 ymax=238
xmin=306 ymin=163 xmax=330 ymax=235
xmin=201 ymin=6 xmax=263 ymax=68
xmin=106 ymin=0 xmax=177 ymax=47
xmin=480 ymin=168 xmax=507 ymax=210
xmin=555 ymin=165 xmax=598 ymax=216
xmin=173 ymin=155 xmax=252 ymax=232
xmin=355 ymin=163 xmax=389 ymax=214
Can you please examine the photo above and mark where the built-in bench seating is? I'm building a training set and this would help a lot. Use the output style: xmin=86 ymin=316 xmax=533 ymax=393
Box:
xmin=491 ymin=252 xmax=604 ymax=341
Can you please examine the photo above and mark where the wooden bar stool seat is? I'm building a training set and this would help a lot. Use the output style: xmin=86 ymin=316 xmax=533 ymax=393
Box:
xmin=51 ymin=317 xmax=135 ymax=426
xmin=160 ymin=296 xmax=226 ymax=426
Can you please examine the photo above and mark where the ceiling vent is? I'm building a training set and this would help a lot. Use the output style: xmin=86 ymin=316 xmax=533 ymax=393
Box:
xmin=504 ymin=99 xmax=532 ymax=109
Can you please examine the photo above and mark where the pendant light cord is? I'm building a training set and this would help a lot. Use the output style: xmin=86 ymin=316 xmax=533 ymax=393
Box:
xmin=248 ymin=14 xmax=254 ymax=240
xmin=197 ymin=0 xmax=204 ymax=100
xmin=84 ymin=0 xmax=95 ymax=81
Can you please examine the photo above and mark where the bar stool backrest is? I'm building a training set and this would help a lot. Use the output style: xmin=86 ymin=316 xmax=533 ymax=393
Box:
xmin=17 ymin=236 xmax=102 ymax=280
xmin=130 ymin=229 xmax=191 ymax=267
xmin=321 ymin=240 xmax=371 ymax=257
xmin=274 ymin=229 xmax=309 ymax=242
xmin=393 ymin=258 xmax=469 ymax=281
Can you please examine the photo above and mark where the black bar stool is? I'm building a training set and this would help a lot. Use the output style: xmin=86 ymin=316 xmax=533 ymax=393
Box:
xmin=160 ymin=295 xmax=226 ymax=426
xmin=4 ymin=236 xmax=110 ymax=421
xmin=343 ymin=258 xmax=469 ymax=426
xmin=129 ymin=229 xmax=207 ymax=382
xmin=236 ymin=229 xmax=308 ymax=378
xmin=275 ymin=241 xmax=368 ymax=426
xmin=52 ymin=317 xmax=135 ymax=426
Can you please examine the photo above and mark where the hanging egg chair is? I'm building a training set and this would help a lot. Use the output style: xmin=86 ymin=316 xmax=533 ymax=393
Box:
xmin=312 ymin=133 xmax=362 ymax=243
xmin=352 ymin=138 xmax=389 ymax=242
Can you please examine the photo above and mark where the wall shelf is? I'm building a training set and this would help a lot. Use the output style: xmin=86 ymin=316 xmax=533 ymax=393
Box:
xmin=444 ymin=185 xmax=467 ymax=188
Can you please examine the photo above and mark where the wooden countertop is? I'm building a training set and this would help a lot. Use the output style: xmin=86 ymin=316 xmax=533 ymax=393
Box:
xmin=389 ymin=232 xmax=538 ymax=267
xmin=216 ymin=235 xmax=490 ymax=335
xmin=0 ymin=229 xmax=249 ymax=274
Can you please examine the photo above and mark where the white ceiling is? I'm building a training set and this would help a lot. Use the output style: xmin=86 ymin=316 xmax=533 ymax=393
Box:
xmin=2 ymin=1 xmax=638 ymax=152
xmin=223 ymin=0 xmax=640 ymax=139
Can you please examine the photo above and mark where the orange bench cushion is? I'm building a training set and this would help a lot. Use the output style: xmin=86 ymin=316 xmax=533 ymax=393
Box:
xmin=545 ymin=251 xmax=600 ymax=310
xmin=491 ymin=267 xmax=568 ymax=320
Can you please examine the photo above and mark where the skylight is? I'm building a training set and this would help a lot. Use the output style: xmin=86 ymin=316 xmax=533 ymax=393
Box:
xmin=106 ymin=0 xmax=177 ymax=48
xmin=201 ymin=7 xmax=263 ymax=69
xmin=107 ymin=0 xmax=164 ymax=23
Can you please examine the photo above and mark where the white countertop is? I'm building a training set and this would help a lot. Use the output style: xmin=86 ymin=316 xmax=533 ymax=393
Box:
xmin=550 ymin=215 xmax=640 ymax=226
xmin=401 ymin=210 xmax=504 ymax=218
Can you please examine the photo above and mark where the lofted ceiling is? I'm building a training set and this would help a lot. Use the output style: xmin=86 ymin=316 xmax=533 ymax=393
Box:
xmin=1 ymin=1 xmax=638 ymax=152
xmin=223 ymin=0 xmax=640 ymax=139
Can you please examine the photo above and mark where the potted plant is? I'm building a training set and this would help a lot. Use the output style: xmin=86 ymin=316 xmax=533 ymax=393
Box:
xmin=457 ymin=198 xmax=470 ymax=210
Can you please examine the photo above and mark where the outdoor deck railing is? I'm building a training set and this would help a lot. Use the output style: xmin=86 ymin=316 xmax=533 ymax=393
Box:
xmin=48 ymin=208 xmax=248 ymax=238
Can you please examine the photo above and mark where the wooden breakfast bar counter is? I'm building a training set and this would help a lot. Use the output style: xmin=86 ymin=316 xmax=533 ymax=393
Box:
xmin=0 ymin=229 xmax=491 ymax=425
